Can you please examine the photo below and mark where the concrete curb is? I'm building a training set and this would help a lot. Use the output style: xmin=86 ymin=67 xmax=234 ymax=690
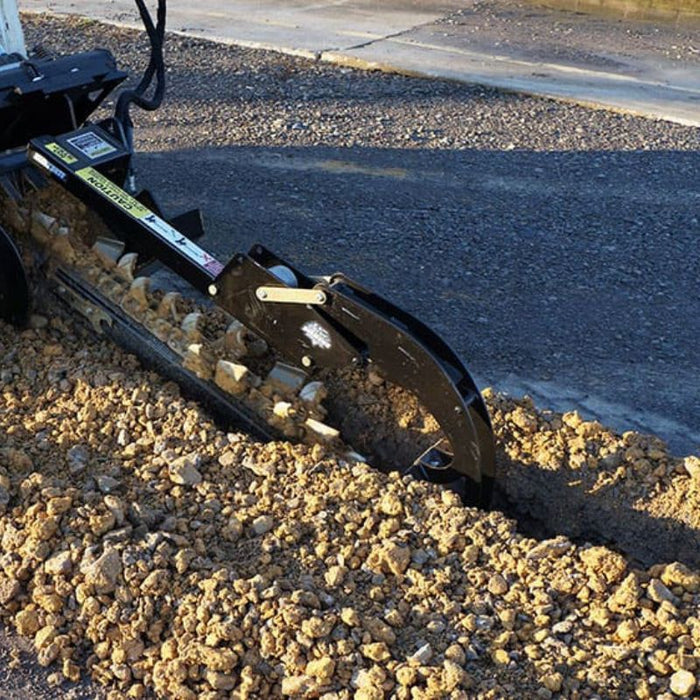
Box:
xmin=321 ymin=42 xmax=700 ymax=127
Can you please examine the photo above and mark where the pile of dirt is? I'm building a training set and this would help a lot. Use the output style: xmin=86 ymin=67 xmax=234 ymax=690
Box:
xmin=488 ymin=391 xmax=700 ymax=569
xmin=0 ymin=315 xmax=698 ymax=699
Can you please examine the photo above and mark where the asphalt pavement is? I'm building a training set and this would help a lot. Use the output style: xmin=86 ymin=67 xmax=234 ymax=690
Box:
xmin=17 ymin=6 xmax=700 ymax=455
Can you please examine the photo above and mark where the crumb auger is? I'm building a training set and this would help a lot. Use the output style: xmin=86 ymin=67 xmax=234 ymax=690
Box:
xmin=0 ymin=0 xmax=494 ymax=504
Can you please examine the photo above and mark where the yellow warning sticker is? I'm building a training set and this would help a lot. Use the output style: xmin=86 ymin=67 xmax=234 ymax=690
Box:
xmin=46 ymin=142 xmax=78 ymax=165
xmin=76 ymin=167 xmax=151 ymax=218
xmin=75 ymin=166 xmax=225 ymax=275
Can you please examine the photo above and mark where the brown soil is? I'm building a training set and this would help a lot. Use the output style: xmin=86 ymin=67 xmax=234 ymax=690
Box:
xmin=488 ymin=392 xmax=700 ymax=569
xmin=0 ymin=312 xmax=698 ymax=699
xmin=322 ymin=367 xmax=443 ymax=471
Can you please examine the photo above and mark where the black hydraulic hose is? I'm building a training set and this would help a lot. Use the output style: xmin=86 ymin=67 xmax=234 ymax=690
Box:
xmin=114 ymin=0 xmax=166 ymax=154
xmin=130 ymin=0 xmax=166 ymax=105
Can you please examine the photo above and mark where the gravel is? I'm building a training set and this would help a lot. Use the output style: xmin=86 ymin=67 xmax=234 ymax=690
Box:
xmin=21 ymin=15 xmax=698 ymax=155
xmin=0 ymin=312 xmax=698 ymax=699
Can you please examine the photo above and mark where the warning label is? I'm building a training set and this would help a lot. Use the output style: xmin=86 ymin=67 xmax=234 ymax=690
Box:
xmin=46 ymin=142 xmax=78 ymax=165
xmin=76 ymin=168 xmax=150 ymax=217
xmin=67 ymin=131 xmax=117 ymax=159
xmin=75 ymin=167 xmax=224 ymax=276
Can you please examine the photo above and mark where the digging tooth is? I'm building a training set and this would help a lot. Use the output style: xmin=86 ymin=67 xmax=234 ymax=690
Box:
xmin=342 ymin=450 xmax=367 ymax=463
xmin=263 ymin=362 xmax=307 ymax=399
xmin=299 ymin=380 xmax=328 ymax=419
xmin=181 ymin=312 xmax=203 ymax=343
xmin=31 ymin=210 xmax=58 ymax=233
xmin=92 ymin=237 xmax=125 ymax=268
xmin=116 ymin=253 xmax=139 ymax=282
xmin=214 ymin=360 xmax=261 ymax=396
xmin=157 ymin=292 xmax=182 ymax=322
xmin=304 ymin=418 xmax=341 ymax=443
xmin=29 ymin=210 xmax=56 ymax=244
xmin=224 ymin=319 xmax=248 ymax=358
xmin=300 ymin=381 xmax=327 ymax=405
xmin=123 ymin=277 xmax=151 ymax=313
xmin=182 ymin=343 xmax=215 ymax=381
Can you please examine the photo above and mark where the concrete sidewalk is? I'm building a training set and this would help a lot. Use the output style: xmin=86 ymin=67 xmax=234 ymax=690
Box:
xmin=23 ymin=0 xmax=700 ymax=126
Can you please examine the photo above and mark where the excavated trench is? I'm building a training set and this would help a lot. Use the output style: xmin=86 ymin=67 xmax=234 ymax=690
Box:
xmin=488 ymin=393 xmax=700 ymax=570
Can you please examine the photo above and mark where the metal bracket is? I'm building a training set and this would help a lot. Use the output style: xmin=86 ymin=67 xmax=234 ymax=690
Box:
xmin=256 ymin=286 xmax=327 ymax=305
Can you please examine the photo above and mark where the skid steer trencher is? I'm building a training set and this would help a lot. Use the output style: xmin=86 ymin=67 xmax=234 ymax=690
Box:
xmin=0 ymin=0 xmax=495 ymax=505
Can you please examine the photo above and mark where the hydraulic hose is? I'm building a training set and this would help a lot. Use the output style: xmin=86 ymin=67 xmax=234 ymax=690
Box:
xmin=113 ymin=0 xmax=166 ymax=159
